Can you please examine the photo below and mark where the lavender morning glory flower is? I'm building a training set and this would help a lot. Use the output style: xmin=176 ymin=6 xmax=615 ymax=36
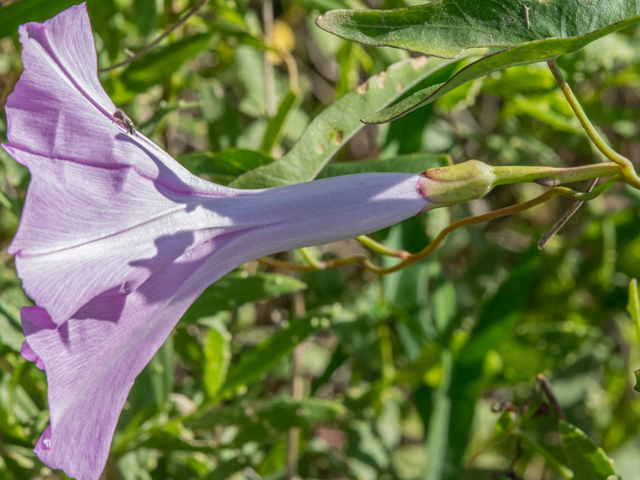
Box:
xmin=3 ymin=4 xmax=436 ymax=480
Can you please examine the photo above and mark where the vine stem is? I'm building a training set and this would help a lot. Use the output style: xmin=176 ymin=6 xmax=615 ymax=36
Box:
xmin=98 ymin=0 xmax=209 ymax=73
xmin=286 ymin=263 xmax=305 ymax=480
xmin=258 ymin=177 xmax=620 ymax=275
xmin=547 ymin=59 xmax=640 ymax=189
xmin=536 ymin=374 xmax=566 ymax=421
xmin=538 ymin=177 xmax=597 ymax=250
xmin=355 ymin=235 xmax=410 ymax=259
xmin=263 ymin=0 xmax=277 ymax=118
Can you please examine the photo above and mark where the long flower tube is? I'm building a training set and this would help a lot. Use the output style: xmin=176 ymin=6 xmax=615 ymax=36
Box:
xmin=2 ymin=5 xmax=441 ymax=479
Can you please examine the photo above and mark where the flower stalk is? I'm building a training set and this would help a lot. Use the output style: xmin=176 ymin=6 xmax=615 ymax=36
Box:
xmin=547 ymin=59 xmax=640 ymax=189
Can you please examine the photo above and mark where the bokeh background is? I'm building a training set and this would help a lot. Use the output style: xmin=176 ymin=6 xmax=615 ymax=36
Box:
xmin=1 ymin=0 xmax=640 ymax=479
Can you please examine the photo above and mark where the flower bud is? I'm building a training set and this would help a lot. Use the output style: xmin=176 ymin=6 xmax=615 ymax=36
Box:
xmin=418 ymin=160 xmax=497 ymax=207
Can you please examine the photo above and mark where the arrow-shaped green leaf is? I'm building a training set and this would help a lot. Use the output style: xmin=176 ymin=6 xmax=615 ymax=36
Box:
xmin=316 ymin=0 xmax=640 ymax=58
xmin=317 ymin=1 xmax=640 ymax=123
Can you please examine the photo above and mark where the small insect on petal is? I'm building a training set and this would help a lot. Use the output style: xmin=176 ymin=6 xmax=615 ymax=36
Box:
xmin=113 ymin=108 xmax=137 ymax=136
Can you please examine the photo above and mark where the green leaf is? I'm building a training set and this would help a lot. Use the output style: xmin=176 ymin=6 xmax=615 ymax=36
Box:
xmin=347 ymin=420 xmax=389 ymax=469
xmin=627 ymin=278 xmax=640 ymax=340
xmin=438 ymin=248 xmax=540 ymax=480
xmin=120 ymin=33 xmax=213 ymax=92
xmin=319 ymin=1 xmax=640 ymax=123
xmin=179 ymin=148 xmax=275 ymax=185
xmin=136 ymin=432 xmax=214 ymax=453
xmin=634 ymin=370 xmax=640 ymax=394
xmin=0 ymin=314 xmax=23 ymax=353
xmin=87 ymin=0 xmax=122 ymax=61
xmin=560 ymin=420 xmax=618 ymax=480
xmin=0 ymin=299 xmax=24 ymax=352
xmin=202 ymin=320 xmax=231 ymax=399
xmin=458 ymin=246 xmax=540 ymax=365
xmin=187 ymin=397 xmax=344 ymax=439
xmin=180 ymin=272 xmax=305 ymax=323
xmin=0 ymin=0 xmax=78 ymax=38
xmin=364 ymin=34 xmax=635 ymax=123
xmin=138 ymin=101 xmax=199 ymax=138
xmin=316 ymin=0 xmax=640 ymax=58
xmin=315 ymin=153 xmax=447 ymax=179
xmin=229 ymin=56 xmax=459 ymax=188
xmin=382 ymin=218 xmax=433 ymax=361
xmin=519 ymin=429 xmax=574 ymax=479
xmin=363 ymin=83 xmax=443 ymax=124
xmin=261 ymin=90 xmax=301 ymax=153
xmin=205 ymin=456 xmax=247 ymax=480
xmin=311 ymin=346 xmax=348 ymax=395
xmin=133 ymin=0 xmax=157 ymax=36
xmin=217 ymin=308 xmax=337 ymax=398
xmin=423 ymin=349 xmax=453 ymax=480
xmin=231 ymin=398 xmax=346 ymax=446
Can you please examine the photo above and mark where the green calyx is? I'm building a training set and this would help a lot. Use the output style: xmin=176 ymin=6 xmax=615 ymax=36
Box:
xmin=420 ymin=160 xmax=496 ymax=207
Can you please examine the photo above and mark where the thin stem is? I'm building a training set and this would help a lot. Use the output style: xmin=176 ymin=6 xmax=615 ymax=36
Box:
xmin=547 ymin=59 xmax=640 ymax=189
xmin=538 ymin=177 xmax=597 ymax=250
xmin=299 ymin=247 xmax=325 ymax=269
xmin=355 ymin=235 xmax=410 ymax=259
xmin=98 ymin=0 xmax=209 ymax=73
xmin=287 ymin=268 xmax=305 ymax=480
xmin=282 ymin=53 xmax=301 ymax=96
xmin=263 ymin=0 xmax=276 ymax=118
xmin=536 ymin=374 xmax=566 ymax=421
xmin=257 ymin=256 xmax=314 ymax=271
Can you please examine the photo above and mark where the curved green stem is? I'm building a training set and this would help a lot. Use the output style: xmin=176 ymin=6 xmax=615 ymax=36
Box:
xmin=298 ymin=247 xmax=324 ymax=269
xmin=355 ymin=235 xmax=410 ymax=259
xmin=547 ymin=59 xmax=640 ymax=189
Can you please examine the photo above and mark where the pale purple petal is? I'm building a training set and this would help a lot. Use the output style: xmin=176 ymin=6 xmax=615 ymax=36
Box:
xmin=4 ymin=4 xmax=434 ymax=480
xmin=20 ymin=338 xmax=44 ymax=370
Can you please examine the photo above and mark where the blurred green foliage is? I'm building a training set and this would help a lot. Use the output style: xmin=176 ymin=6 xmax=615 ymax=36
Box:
xmin=0 ymin=0 xmax=640 ymax=479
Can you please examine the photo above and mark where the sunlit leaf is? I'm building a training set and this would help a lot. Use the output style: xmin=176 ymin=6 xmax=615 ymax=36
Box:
xmin=202 ymin=320 xmax=230 ymax=400
xmin=560 ymin=420 xmax=617 ymax=480
xmin=316 ymin=0 xmax=640 ymax=58
xmin=316 ymin=1 xmax=640 ymax=122
xmin=229 ymin=56 xmax=459 ymax=188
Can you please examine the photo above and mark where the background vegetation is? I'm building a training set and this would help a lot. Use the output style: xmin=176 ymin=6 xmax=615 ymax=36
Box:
xmin=0 ymin=0 xmax=640 ymax=479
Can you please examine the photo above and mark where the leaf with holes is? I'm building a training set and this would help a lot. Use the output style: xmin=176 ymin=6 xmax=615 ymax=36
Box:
xmin=229 ymin=56 xmax=459 ymax=188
